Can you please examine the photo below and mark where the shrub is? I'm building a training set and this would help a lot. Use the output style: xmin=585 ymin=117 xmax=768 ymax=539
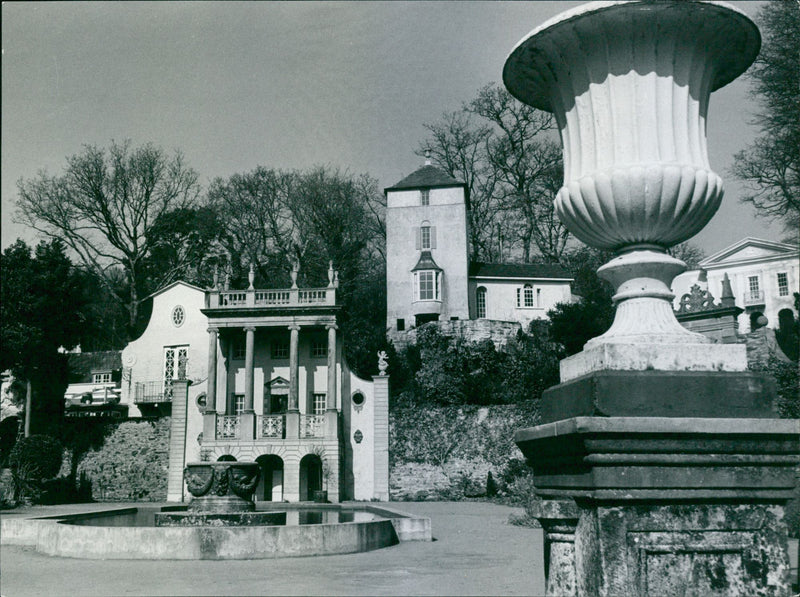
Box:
xmin=406 ymin=325 xmax=560 ymax=406
xmin=77 ymin=418 xmax=170 ymax=501
xmin=8 ymin=434 xmax=63 ymax=503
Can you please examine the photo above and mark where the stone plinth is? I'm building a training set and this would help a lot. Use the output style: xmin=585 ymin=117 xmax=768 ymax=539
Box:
xmin=541 ymin=370 xmax=778 ymax=423
xmin=516 ymin=417 xmax=799 ymax=596
xmin=559 ymin=342 xmax=747 ymax=382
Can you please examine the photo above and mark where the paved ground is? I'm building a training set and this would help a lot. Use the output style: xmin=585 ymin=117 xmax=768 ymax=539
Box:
xmin=0 ymin=501 xmax=545 ymax=596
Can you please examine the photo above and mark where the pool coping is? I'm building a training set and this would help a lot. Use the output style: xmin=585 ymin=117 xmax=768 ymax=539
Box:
xmin=0 ymin=502 xmax=431 ymax=560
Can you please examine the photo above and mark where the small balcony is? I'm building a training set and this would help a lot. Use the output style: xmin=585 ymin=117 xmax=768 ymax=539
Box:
xmin=743 ymin=290 xmax=765 ymax=306
xmin=208 ymin=412 xmax=333 ymax=441
xmin=134 ymin=380 xmax=176 ymax=404
xmin=206 ymin=287 xmax=336 ymax=309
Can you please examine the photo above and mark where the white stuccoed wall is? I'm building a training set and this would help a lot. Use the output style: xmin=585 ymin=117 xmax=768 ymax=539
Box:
xmin=386 ymin=185 xmax=470 ymax=331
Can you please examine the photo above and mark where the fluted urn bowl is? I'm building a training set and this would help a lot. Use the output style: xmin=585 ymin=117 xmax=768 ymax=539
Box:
xmin=184 ymin=462 xmax=260 ymax=513
xmin=503 ymin=1 xmax=760 ymax=252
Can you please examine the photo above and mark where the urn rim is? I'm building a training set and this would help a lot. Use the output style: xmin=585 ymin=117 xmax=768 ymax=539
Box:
xmin=503 ymin=0 xmax=761 ymax=112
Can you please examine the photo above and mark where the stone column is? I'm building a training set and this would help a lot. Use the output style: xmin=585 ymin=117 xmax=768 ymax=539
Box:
xmin=241 ymin=326 xmax=256 ymax=440
xmin=288 ymin=324 xmax=300 ymax=411
xmin=285 ymin=324 xmax=301 ymax=439
xmin=324 ymin=324 xmax=339 ymax=439
xmin=205 ymin=327 xmax=219 ymax=412
xmin=529 ymin=500 xmax=579 ymax=597
xmin=203 ymin=327 xmax=219 ymax=444
xmin=325 ymin=324 xmax=337 ymax=410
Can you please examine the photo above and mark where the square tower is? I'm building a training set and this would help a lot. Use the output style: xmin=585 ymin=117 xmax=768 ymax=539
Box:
xmin=384 ymin=161 xmax=470 ymax=333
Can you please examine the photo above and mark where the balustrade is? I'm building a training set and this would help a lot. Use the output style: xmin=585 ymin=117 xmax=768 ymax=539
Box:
xmin=216 ymin=415 xmax=241 ymax=439
xmin=300 ymin=414 xmax=325 ymax=438
xmin=208 ymin=287 xmax=334 ymax=309
xmin=258 ymin=415 xmax=285 ymax=439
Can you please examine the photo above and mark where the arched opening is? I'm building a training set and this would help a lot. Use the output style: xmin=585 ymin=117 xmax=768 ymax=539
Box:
xmin=217 ymin=454 xmax=236 ymax=462
xmin=255 ymin=454 xmax=284 ymax=501
xmin=476 ymin=286 xmax=487 ymax=318
xmin=299 ymin=454 xmax=323 ymax=501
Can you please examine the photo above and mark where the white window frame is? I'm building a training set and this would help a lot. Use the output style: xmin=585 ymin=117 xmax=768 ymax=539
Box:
xmin=476 ymin=287 xmax=487 ymax=319
xmin=777 ymin=272 xmax=789 ymax=296
xmin=93 ymin=372 xmax=112 ymax=384
xmin=748 ymin=275 xmax=761 ymax=299
xmin=233 ymin=394 xmax=245 ymax=415
xmin=421 ymin=189 xmax=430 ymax=206
xmin=420 ymin=226 xmax=431 ymax=250
xmin=312 ymin=393 xmax=326 ymax=415
xmin=414 ymin=270 xmax=440 ymax=301
xmin=516 ymin=284 xmax=537 ymax=308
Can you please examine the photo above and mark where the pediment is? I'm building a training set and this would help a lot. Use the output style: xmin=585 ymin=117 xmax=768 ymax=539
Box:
xmin=701 ymin=238 xmax=798 ymax=266
xmin=265 ymin=376 xmax=289 ymax=390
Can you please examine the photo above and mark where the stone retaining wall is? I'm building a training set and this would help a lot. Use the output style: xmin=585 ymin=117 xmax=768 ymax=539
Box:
xmin=389 ymin=319 xmax=522 ymax=350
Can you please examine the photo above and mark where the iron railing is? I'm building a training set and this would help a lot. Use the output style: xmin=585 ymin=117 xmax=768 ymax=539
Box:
xmin=134 ymin=381 xmax=174 ymax=404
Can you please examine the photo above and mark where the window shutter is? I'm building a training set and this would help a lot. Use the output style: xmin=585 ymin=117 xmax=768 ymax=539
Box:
xmin=430 ymin=226 xmax=437 ymax=249
xmin=415 ymin=227 xmax=421 ymax=250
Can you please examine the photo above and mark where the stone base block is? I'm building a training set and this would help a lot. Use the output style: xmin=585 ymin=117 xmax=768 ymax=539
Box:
xmin=560 ymin=342 xmax=747 ymax=382
xmin=576 ymin=502 xmax=790 ymax=597
xmin=541 ymin=370 xmax=778 ymax=423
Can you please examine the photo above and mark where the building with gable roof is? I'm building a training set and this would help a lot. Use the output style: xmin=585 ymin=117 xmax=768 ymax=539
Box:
xmin=120 ymin=276 xmax=388 ymax=503
xmin=384 ymin=158 xmax=573 ymax=338
xmin=672 ymin=237 xmax=799 ymax=333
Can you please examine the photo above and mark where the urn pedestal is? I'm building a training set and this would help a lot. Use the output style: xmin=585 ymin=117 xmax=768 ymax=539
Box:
xmin=503 ymin=2 xmax=799 ymax=595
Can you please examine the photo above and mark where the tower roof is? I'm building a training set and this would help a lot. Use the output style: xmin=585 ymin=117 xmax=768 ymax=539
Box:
xmin=384 ymin=165 xmax=465 ymax=193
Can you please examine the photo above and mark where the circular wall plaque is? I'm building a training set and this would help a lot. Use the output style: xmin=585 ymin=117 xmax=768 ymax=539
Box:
xmin=354 ymin=429 xmax=363 ymax=444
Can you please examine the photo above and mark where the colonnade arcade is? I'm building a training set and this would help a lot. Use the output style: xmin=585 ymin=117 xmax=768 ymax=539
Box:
xmin=202 ymin=318 xmax=339 ymax=442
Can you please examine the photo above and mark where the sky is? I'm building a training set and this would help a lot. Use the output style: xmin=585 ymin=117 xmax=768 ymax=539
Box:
xmin=1 ymin=1 xmax=782 ymax=257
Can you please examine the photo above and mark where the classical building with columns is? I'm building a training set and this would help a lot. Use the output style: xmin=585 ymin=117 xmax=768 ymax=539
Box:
xmin=120 ymin=270 xmax=389 ymax=504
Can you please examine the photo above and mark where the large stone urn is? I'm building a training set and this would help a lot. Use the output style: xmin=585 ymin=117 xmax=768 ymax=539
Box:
xmin=505 ymin=0 xmax=759 ymax=380
xmin=504 ymin=2 xmax=799 ymax=595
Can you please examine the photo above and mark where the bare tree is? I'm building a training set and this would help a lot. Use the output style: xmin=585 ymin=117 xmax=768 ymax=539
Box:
xmin=207 ymin=167 xmax=297 ymax=286
xmin=419 ymin=84 xmax=569 ymax=264
xmin=15 ymin=140 xmax=200 ymax=334
xmin=468 ymin=84 xmax=568 ymax=263
xmin=731 ymin=1 xmax=800 ymax=237
xmin=417 ymin=112 xmax=499 ymax=261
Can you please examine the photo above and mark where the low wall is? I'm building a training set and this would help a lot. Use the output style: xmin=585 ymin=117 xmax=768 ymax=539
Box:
xmin=1 ymin=503 xmax=430 ymax=560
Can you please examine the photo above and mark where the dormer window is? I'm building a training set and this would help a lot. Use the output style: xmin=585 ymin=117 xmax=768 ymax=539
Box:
xmin=421 ymin=189 xmax=430 ymax=205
